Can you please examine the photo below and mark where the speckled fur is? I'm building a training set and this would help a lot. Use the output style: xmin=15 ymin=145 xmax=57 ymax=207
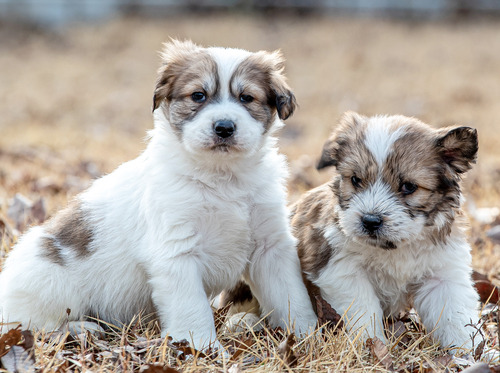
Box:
xmin=299 ymin=112 xmax=480 ymax=351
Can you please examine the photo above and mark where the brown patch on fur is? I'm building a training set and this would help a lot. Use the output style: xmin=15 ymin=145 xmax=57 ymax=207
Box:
xmin=321 ymin=113 xmax=477 ymax=245
xmin=317 ymin=111 xmax=367 ymax=169
xmin=291 ymin=182 xmax=345 ymax=316
xmin=219 ymin=281 xmax=254 ymax=308
xmin=231 ymin=50 xmax=296 ymax=130
xmin=153 ymin=40 xmax=219 ymax=135
xmin=292 ymin=182 xmax=338 ymax=280
xmin=318 ymin=112 xmax=379 ymax=210
xmin=40 ymin=237 xmax=64 ymax=265
xmin=40 ymin=199 xmax=93 ymax=264
xmin=378 ymin=118 xmax=477 ymax=243
xmin=436 ymin=126 xmax=478 ymax=174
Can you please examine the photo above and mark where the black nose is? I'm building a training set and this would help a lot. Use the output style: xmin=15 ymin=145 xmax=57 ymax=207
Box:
xmin=362 ymin=214 xmax=383 ymax=233
xmin=214 ymin=120 xmax=235 ymax=139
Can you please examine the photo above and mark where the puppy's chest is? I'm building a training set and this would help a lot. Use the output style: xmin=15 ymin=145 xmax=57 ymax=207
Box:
xmin=195 ymin=200 xmax=253 ymax=253
xmin=361 ymin=248 xmax=435 ymax=311
xmin=191 ymin=198 xmax=255 ymax=293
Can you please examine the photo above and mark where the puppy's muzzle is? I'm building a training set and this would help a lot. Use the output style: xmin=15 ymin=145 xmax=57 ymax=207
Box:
xmin=214 ymin=120 xmax=236 ymax=139
xmin=362 ymin=214 xmax=383 ymax=234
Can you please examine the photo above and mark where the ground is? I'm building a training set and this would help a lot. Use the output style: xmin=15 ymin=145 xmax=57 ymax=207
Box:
xmin=0 ymin=12 xmax=499 ymax=372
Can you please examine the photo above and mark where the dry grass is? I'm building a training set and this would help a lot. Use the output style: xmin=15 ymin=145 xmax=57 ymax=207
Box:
xmin=1 ymin=13 xmax=500 ymax=372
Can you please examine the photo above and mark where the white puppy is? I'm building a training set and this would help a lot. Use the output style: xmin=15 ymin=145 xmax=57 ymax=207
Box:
xmin=0 ymin=40 xmax=317 ymax=350
xmin=295 ymin=112 xmax=480 ymax=351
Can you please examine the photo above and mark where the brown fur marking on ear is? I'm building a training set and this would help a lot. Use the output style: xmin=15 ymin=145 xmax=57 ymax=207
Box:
xmin=40 ymin=199 xmax=93 ymax=265
xmin=275 ymin=89 xmax=297 ymax=121
xmin=317 ymin=139 xmax=337 ymax=170
xmin=230 ymin=54 xmax=277 ymax=131
xmin=153 ymin=41 xmax=219 ymax=136
xmin=233 ymin=50 xmax=296 ymax=123
xmin=317 ymin=111 xmax=367 ymax=170
xmin=436 ymin=126 xmax=478 ymax=174
xmin=379 ymin=119 xmax=462 ymax=244
xmin=152 ymin=39 xmax=207 ymax=112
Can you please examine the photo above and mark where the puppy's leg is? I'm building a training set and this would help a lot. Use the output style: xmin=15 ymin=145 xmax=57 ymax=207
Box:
xmin=247 ymin=205 xmax=317 ymax=335
xmin=315 ymin=261 xmax=385 ymax=341
xmin=148 ymin=255 xmax=220 ymax=352
xmin=245 ymin=249 xmax=317 ymax=335
xmin=413 ymin=266 xmax=480 ymax=351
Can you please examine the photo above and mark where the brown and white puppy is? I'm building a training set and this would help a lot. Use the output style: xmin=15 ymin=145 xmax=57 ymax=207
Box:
xmin=223 ymin=111 xmax=481 ymax=352
xmin=296 ymin=112 xmax=480 ymax=350
xmin=0 ymin=40 xmax=317 ymax=351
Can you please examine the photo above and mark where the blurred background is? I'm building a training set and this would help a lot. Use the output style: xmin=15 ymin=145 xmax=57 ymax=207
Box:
xmin=0 ymin=1 xmax=499 ymax=273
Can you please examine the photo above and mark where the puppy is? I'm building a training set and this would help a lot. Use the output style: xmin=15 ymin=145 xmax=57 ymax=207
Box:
xmin=297 ymin=112 xmax=480 ymax=350
xmin=223 ymin=111 xmax=481 ymax=352
xmin=0 ymin=40 xmax=317 ymax=350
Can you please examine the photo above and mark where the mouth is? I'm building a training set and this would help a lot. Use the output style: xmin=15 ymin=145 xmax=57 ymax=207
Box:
xmin=360 ymin=236 xmax=398 ymax=250
xmin=211 ymin=144 xmax=232 ymax=152
xmin=209 ymin=137 xmax=241 ymax=153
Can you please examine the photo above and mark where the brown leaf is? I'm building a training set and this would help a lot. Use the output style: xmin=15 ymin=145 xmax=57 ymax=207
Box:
xmin=0 ymin=328 xmax=35 ymax=373
xmin=0 ymin=328 xmax=23 ymax=358
xmin=472 ymin=270 xmax=500 ymax=304
xmin=367 ymin=337 xmax=395 ymax=372
xmin=490 ymin=365 xmax=500 ymax=373
xmin=315 ymin=295 xmax=344 ymax=333
xmin=0 ymin=345 xmax=35 ymax=373
xmin=277 ymin=333 xmax=298 ymax=368
xmin=386 ymin=319 xmax=409 ymax=344
xmin=139 ymin=364 xmax=181 ymax=373
xmin=19 ymin=331 xmax=34 ymax=352
xmin=230 ymin=336 xmax=255 ymax=361
xmin=168 ymin=338 xmax=207 ymax=360
xmin=474 ymin=339 xmax=486 ymax=361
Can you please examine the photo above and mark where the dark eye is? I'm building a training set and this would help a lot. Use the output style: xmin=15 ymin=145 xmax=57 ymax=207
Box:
xmin=401 ymin=182 xmax=418 ymax=195
xmin=351 ymin=175 xmax=362 ymax=188
xmin=191 ymin=92 xmax=206 ymax=103
xmin=240 ymin=94 xmax=254 ymax=103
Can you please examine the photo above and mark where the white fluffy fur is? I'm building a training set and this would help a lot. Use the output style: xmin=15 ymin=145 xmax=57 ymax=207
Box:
xmin=0 ymin=45 xmax=317 ymax=350
xmin=318 ymin=223 xmax=479 ymax=349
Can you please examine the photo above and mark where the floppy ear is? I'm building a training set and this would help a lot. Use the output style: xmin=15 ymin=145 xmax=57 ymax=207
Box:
xmin=256 ymin=50 xmax=297 ymax=120
xmin=317 ymin=138 xmax=337 ymax=170
xmin=317 ymin=111 xmax=365 ymax=170
xmin=152 ymin=39 xmax=199 ymax=112
xmin=436 ymin=126 xmax=478 ymax=174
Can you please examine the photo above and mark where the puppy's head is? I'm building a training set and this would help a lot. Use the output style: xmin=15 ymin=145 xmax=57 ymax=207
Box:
xmin=318 ymin=112 xmax=478 ymax=249
xmin=152 ymin=40 xmax=296 ymax=157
